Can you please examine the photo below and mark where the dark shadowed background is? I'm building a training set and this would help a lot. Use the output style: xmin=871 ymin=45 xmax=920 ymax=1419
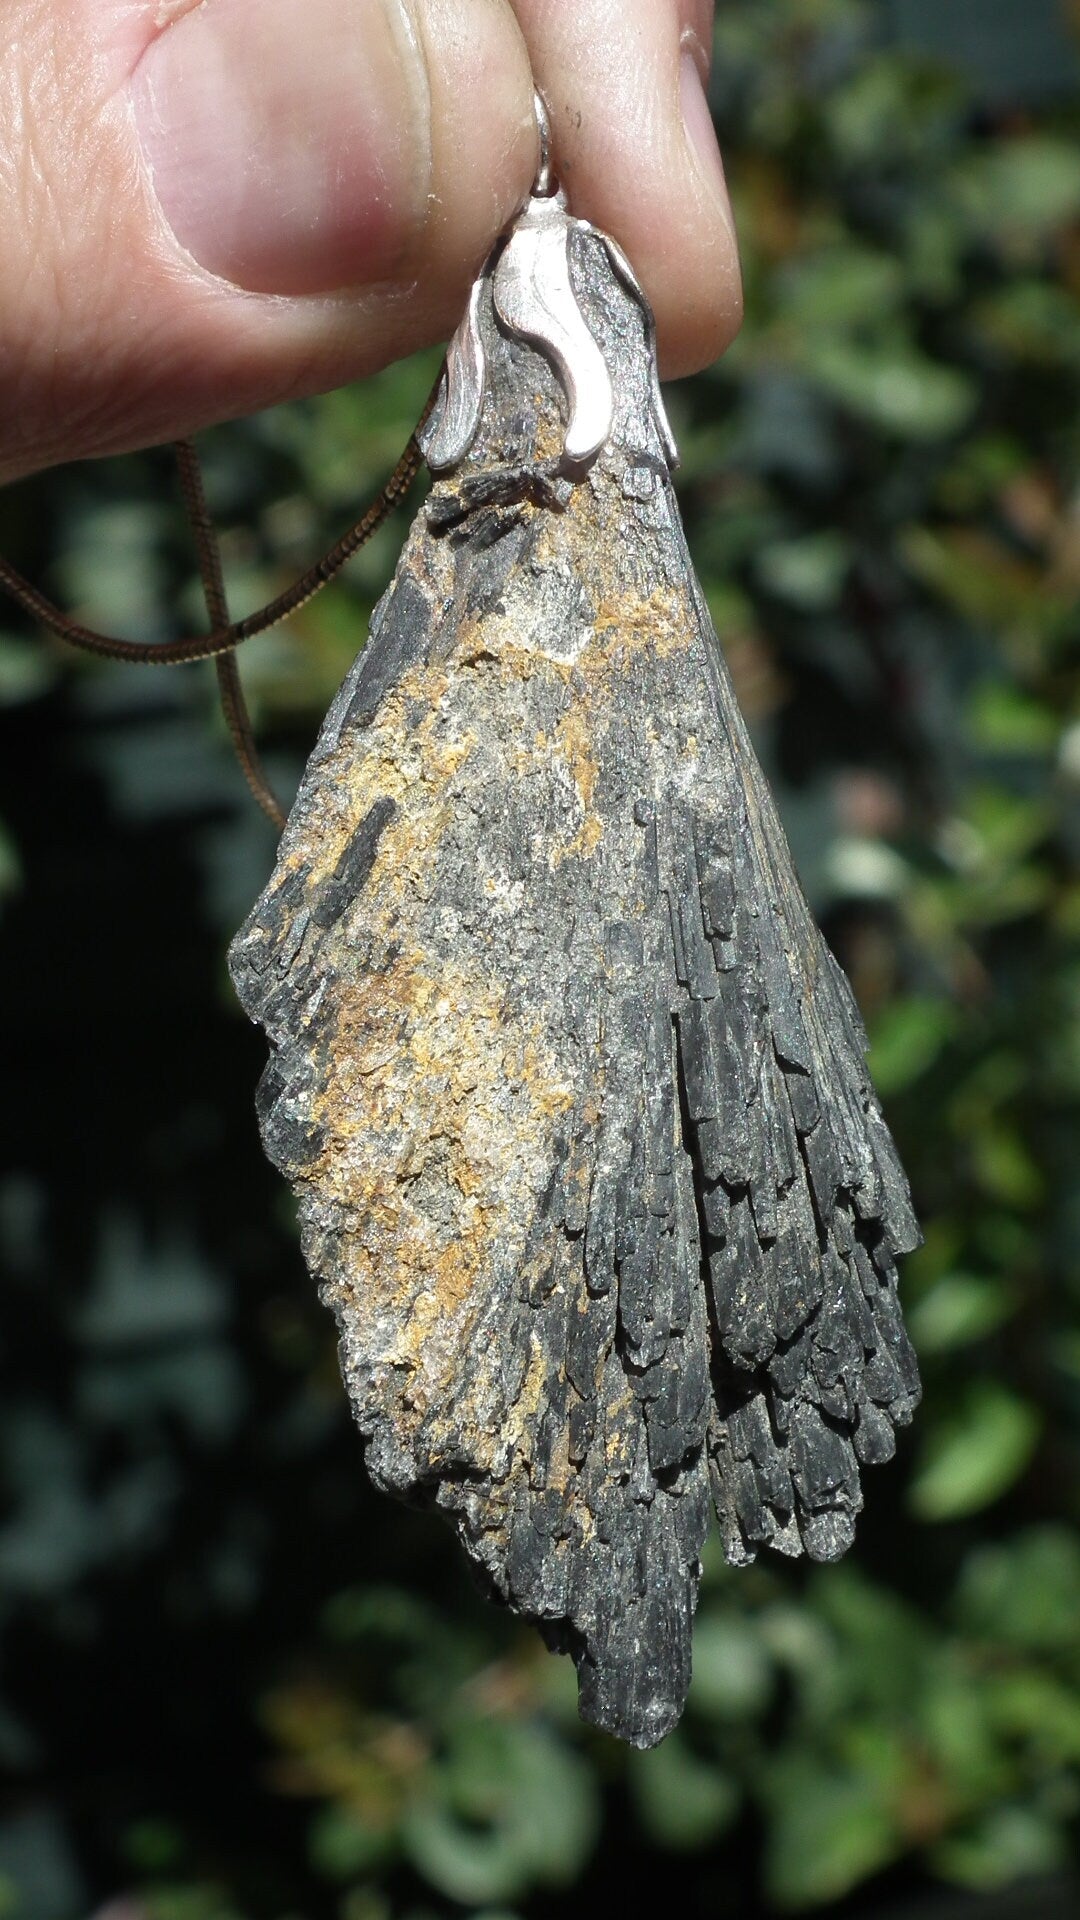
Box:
xmin=1 ymin=2 xmax=1079 ymax=1916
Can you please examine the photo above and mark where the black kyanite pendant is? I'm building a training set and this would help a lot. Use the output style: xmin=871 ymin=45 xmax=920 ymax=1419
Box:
xmin=229 ymin=161 xmax=921 ymax=1748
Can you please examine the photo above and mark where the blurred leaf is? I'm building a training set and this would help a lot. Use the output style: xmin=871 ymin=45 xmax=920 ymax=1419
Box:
xmin=124 ymin=1820 xmax=186 ymax=1876
xmin=961 ymin=785 xmax=1054 ymax=868
xmin=869 ymin=995 xmax=956 ymax=1095
xmin=0 ymin=640 xmax=55 ymax=707
xmin=901 ymin=200 xmax=965 ymax=304
xmin=813 ymin=1569 xmax=930 ymax=1714
xmin=762 ymin=1755 xmax=899 ymax=1909
xmin=825 ymin=837 xmax=910 ymax=902
xmin=629 ymin=1735 xmax=740 ymax=1849
xmin=53 ymin=501 xmax=172 ymax=636
xmin=143 ymin=1887 xmax=245 ymax=1920
xmin=969 ymin=281 xmax=1080 ymax=367
xmin=967 ymin=683 xmax=1059 ymax=756
xmin=909 ymin=1383 xmax=1041 ymax=1520
xmin=825 ymin=53 xmax=962 ymax=166
xmin=908 ymin=1272 xmax=1018 ymax=1353
xmin=758 ymin=1605 xmax=842 ymax=1727
xmin=310 ymin=1804 xmax=394 ymax=1880
xmin=953 ymin=136 xmax=1080 ymax=248
xmin=933 ymin=432 xmax=1029 ymax=513
xmin=402 ymin=1722 xmax=597 ymax=1906
xmin=338 ymin=1895 xmax=391 ymax=1920
xmin=954 ymin=1528 xmax=1080 ymax=1652
xmin=755 ymin=532 xmax=853 ymax=610
xmin=902 ymin=526 xmax=1069 ymax=636
xmin=688 ymin=1613 xmax=774 ymax=1721
xmin=932 ymin=1804 xmax=1070 ymax=1890
xmin=322 ymin=1585 xmax=442 ymax=1647
xmin=319 ymin=1585 xmax=483 ymax=1720
xmin=984 ymin=1668 xmax=1080 ymax=1763
xmin=968 ymin=1120 xmax=1045 ymax=1209
xmin=805 ymin=337 xmax=977 ymax=439
xmin=78 ymin=1349 xmax=245 ymax=1447
xmin=78 ymin=1216 xmax=227 ymax=1347
xmin=952 ymin=865 xmax=1055 ymax=930
xmin=0 ymin=1412 xmax=103 ymax=1594
xmin=920 ymin=1655 xmax=1010 ymax=1802
xmin=779 ymin=247 xmax=906 ymax=328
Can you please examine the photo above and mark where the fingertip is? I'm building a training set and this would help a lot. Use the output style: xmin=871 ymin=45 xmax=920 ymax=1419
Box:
xmin=658 ymin=34 xmax=742 ymax=376
xmin=417 ymin=0 xmax=538 ymax=315
xmin=508 ymin=0 xmax=742 ymax=380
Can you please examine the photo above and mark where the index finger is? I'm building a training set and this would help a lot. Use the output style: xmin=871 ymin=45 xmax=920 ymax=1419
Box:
xmin=507 ymin=0 xmax=742 ymax=378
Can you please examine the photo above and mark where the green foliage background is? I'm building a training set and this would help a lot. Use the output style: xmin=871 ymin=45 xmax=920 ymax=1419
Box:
xmin=1 ymin=3 xmax=1078 ymax=1916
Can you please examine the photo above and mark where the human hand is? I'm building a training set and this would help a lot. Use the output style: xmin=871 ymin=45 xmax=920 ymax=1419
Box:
xmin=1 ymin=0 xmax=742 ymax=486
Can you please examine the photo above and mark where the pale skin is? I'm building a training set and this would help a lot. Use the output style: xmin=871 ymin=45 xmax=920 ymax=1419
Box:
xmin=0 ymin=0 xmax=742 ymax=488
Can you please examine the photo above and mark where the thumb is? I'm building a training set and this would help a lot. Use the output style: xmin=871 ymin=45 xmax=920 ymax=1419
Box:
xmin=2 ymin=0 xmax=537 ymax=483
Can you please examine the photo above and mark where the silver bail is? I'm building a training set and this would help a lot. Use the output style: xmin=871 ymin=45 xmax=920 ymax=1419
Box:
xmin=419 ymin=82 xmax=678 ymax=478
xmin=532 ymin=89 xmax=555 ymax=198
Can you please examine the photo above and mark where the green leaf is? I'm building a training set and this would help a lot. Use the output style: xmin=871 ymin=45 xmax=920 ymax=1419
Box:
xmin=967 ymin=683 xmax=1059 ymax=757
xmin=755 ymin=533 xmax=853 ymax=610
xmin=143 ymin=1887 xmax=245 ymax=1920
xmin=953 ymin=866 xmax=1054 ymax=930
xmin=805 ymin=338 xmax=976 ymax=439
xmin=78 ymin=1215 xmax=227 ymax=1346
xmin=954 ymin=137 xmax=1080 ymax=248
xmin=901 ymin=527 xmax=1070 ymax=640
xmin=629 ymin=1735 xmax=740 ymax=1849
xmin=955 ymin=785 xmax=1054 ymax=874
xmin=909 ymin=1384 xmax=1040 ymax=1521
xmin=0 ymin=640 xmax=55 ymax=707
xmin=901 ymin=202 xmax=965 ymax=304
xmin=970 ymin=282 xmax=1080 ymax=368
xmin=968 ymin=1121 xmax=1044 ymax=1209
xmin=868 ymin=996 xmax=955 ymax=1096
xmin=932 ymin=1805 xmax=1070 ymax=1891
xmin=984 ymin=1669 xmax=1080 ymax=1764
xmin=758 ymin=1606 xmax=842 ymax=1726
xmin=954 ymin=1528 xmax=1080 ymax=1652
xmin=826 ymin=55 xmax=962 ymax=167
xmin=762 ymin=1756 xmax=899 ymax=1909
xmin=321 ymin=1585 xmax=440 ymax=1647
xmin=907 ymin=1273 xmax=1017 ymax=1353
xmin=309 ymin=1805 xmax=393 ymax=1881
xmin=933 ymin=433 xmax=1028 ymax=514
xmin=812 ymin=1569 xmax=929 ymax=1709
xmin=402 ymin=1722 xmax=597 ymax=1906
xmin=703 ymin=581 xmax=755 ymax=637
xmin=0 ymin=1810 xmax=83 ymax=1920
xmin=919 ymin=1655 xmax=1010 ymax=1800
xmin=688 ymin=1614 xmax=773 ymax=1721
xmin=337 ymin=1894 xmax=392 ymax=1920
xmin=124 ymin=1820 xmax=186 ymax=1875
xmin=780 ymin=247 xmax=905 ymax=329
